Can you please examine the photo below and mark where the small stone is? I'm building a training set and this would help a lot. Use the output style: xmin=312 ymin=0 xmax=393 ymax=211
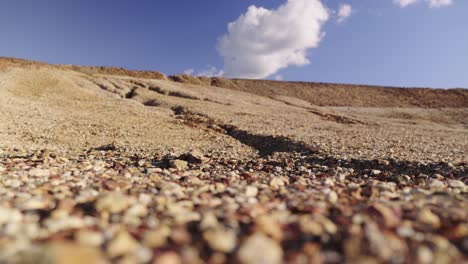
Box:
xmin=96 ymin=192 xmax=131 ymax=214
xmin=146 ymin=167 xmax=162 ymax=174
xmin=0 ymin=165 xmax=5 ymax=172
xmin=21 ymin=197 xmax=51 ymax=210
xmin=326 ymin=191 xmax=338 ymax=204
xmin=203 ymin=227 xmax=237 ymax=253
xmin=336 ymin=173 xmax=346 ymax=183
xmin=200 ymin=212 xmax=219 ymax=230
xmin=418 ymin=208 xmax=441 ymax=228
xmin=75 ymin=230 xmax=104 ymax=247
xmin=396 ymin=175 xmax=411 ymax=184
xmin=170 ymin=159 xmax=188 ymax=171
xmin=348 ymin=183 xmax=360 ymax=191
xmin=270 ymin=177 xmax=286 ymax=189
xmin=107 ymin=231 xmax=138 ymax=258
xmin=125 ymin=204 xmax=148 ymax=218
xmin=319 ymin=216 xmax=338 ymax=234
xmin=256 ymin=215 xmax=283 ymax=241
xmin=48 ymin=243 xmax=106 ymax=264
xmin=0 ymin=206 xmax=22 ymax=224
xmin=426 ymin=179 xmax=445 ymax=189
xmin=417 ymin=246 xmax=433 ymax=264
xmin=143 ymin=225 xmax=171 ymax=248
xmin=375 ymin=181 xmax=396 ymax=191
xmin=371 ymin=170 xmax=381 ymax=175
xmin=448 ymin=180 xmax=464 ymax=188
xmin=245 ymin=186 xmax=258 ymax=197
xmin=370 ymin=203 xmax=400 ymax=228
xmin=153 ymin=252 xmax=181 ymax=264
xmin=299 ymin=216 xmax=323 ymax=236
xmin=136 ymin=247 xmax=153 ymax=263
xmin=378 ymin=159 xmax=390 ymax=166
xmin=185 ymin=150 xmax=205 ymax=164
xmin=397 ymin=225 xmax=415 ymax=237
xmin=28 ymin=168 xmax=51 ymax=177
xmin=237 ymin=233 xmax=283 ymax=264
xmin=322 ymin=178 xmax=335 ymax=186
xmin=102 ymin=179 xmax=118 ymax=190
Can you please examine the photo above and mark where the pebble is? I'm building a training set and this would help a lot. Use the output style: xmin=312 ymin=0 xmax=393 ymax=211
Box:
xmin=417 ymin=246 xmax=433 ymax=264
xmin=237 ymin=233 xmax=283 ymax=264
xmin=270 ymin=177 xmax=286 ymax=189
xmin=28 ymin=168 xmax=51 ymax=177
xmin=170 ymin=159 xmax=188 ymax=171
xmin=256 ymin=215 xmax=283 ymax=241
xmin=426 ymin=179 xmax=445 ymax=188
xmin=125 ymin=204 xmax=148 ymax=218
xmin=203 ymin=227 xmax=237 ymax=253
xmin=326 ymin=191 xmax=338 ymax=204
xmin=153 ymin=252 xmax=181 ymax=264
xmin=96 ymin=192 xmax=131 ymax=214
xmin=418 ymin=208 xmax=441 ymax=228
xmin=245 ymin=186 xmax=258 ymax=197
xmin=0 ymin=206 xmax=22 ymax=224
xmin=186 ymin=150 xmax=205 ymax=164
xmin=143 ymin=225 xmax=171 ymax=248
xmin=75 ymin=230 xmax=104 ymax=247
xmin=448 ymin=180 xmax=464 ymax=188
xmin=0 ymin=149 xmax=465 ymax=263
xmin=107 ymin=231 xmax=138 ymax=258
xmin=348 ymin=182 xmax=360 ymax=191
xmin=48 ymin=243 xmax=106 ymax=264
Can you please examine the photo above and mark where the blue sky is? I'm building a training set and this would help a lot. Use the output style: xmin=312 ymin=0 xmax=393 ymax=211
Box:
xmin=0 ymin=0 xmax=466 ymax=88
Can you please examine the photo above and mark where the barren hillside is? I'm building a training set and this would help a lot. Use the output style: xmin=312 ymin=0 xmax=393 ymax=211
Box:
xmin=170 ymin=75 xmax=468 ymax=108
xmin=0 ymin=57 xmax=467 ymax=263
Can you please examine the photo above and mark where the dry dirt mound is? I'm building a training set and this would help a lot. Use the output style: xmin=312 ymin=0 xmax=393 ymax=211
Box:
xmin=1 ymin=57 xmax=467 ymax=163
xmin=0 ymin=57 xmax=467 ymax=263
xmin=170 ymin=75 xmax=468 ymax=108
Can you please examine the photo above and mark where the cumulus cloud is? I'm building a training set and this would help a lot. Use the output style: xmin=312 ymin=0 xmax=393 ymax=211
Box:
xmin=337 ymin=4 xmax=352 ymax=23
xmin=394 ymin=0 xmax=453 ymax=8
xmin=183 ymin=69 xmax=195 ymax=75
xmin=274 ymin=74 xmax=284 ymax=81
xmin=217 ymin=0 xmax=329 ymax=79
xmin=427 ymin=0 xmax=453 ymax=7
xmin=183 ymin=66 xmax=223 ymax=77
xmin=394 ymin=0 xmax=419 ymax=7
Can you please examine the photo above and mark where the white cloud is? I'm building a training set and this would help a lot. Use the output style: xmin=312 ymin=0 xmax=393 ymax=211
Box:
xmin=394 ymin=0 xmax=419 ymax=7
xmin=427 ymin=0 xmax=453 ymax=8
xmin=337 ymin=4 xmax=352 ymax=23
xmin=183 ymin=66 xmax=223 ymax=77
xmin=198 ymin=66 xmax=224 ymax=77
xmin=217 ymin=0 xmax=329 ymax=79
xmin=394 ymin=0 xmax=453 ymax=8
xmin=274 ymin=74 xmax=284 ymax=81
xmin=183 ymin=69 xmax=194 ymax=75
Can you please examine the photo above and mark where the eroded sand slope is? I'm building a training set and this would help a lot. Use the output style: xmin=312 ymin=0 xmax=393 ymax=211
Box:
xmin=0 ymin=58 xmax=467 ymax=263
xmin=1 ymin=58 xmax=467 ymax=162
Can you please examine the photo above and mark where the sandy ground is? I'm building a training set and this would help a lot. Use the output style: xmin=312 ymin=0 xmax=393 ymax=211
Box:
xmin=0 ymin=59 xmax=467 ymax=263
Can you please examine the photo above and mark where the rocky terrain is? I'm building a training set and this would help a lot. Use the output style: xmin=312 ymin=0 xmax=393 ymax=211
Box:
xmin=0 ymin=57 xmax=467 ymax=263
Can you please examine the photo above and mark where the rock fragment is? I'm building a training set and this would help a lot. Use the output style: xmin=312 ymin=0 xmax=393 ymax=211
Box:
xmin=107 ymin=231 xmax=138 ymax=258
xmin=170 ymin=159 xmax=188 ymax=171
xmin=237 ymin=233 xmax=283 ymax=264
xmin=203 ymin=227 xmax=237 ymax=253
xmin=96 ymin=192 xmax=131 ymax=214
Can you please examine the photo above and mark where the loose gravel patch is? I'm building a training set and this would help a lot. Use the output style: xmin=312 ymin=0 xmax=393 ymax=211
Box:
xmin=0 ymin=148 xmax=466 ymax=263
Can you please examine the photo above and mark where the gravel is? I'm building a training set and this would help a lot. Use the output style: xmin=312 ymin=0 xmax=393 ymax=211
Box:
xmin=0 ymin=148 xmax=466 ymax=263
